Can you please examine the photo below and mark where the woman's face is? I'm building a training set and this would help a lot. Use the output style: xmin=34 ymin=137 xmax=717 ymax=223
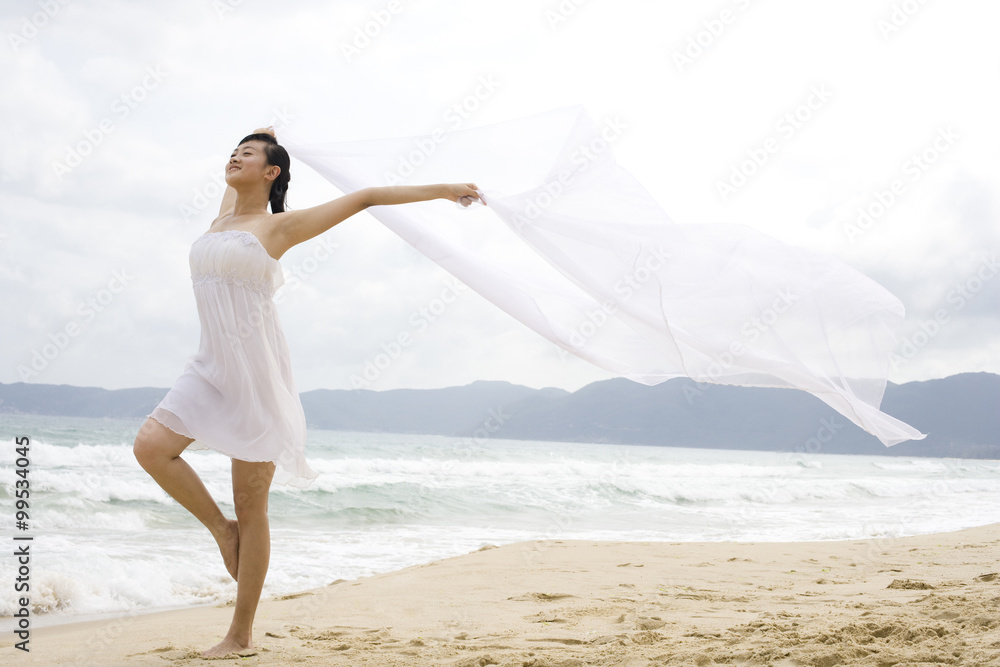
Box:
xmin=225 ymin=140 xmax=277 ymax=187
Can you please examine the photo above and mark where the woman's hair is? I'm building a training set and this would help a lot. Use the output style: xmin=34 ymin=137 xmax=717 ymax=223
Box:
xmin=237 ymin=132 xmax=291 ymax=213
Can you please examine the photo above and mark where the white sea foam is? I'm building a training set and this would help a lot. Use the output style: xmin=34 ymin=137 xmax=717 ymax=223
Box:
xmin=1 ymin=414 xmax=998 ymax=628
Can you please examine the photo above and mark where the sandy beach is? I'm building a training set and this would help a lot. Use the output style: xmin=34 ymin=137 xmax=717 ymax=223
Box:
xmin=5 ymin=523 xmax=1000 ymax=666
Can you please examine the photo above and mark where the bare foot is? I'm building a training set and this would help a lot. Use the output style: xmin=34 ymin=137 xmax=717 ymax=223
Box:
xmin=216 ymin=519 xmax=239 ymax=581
xmin=200 ymin=635 xmax=254 ymax=659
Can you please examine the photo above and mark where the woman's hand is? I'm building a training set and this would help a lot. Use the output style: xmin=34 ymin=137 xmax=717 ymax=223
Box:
xmin=441 ymin=183 xmax=486 ymax=207
xmin=252 ymin=126 xmax=276 ymax=137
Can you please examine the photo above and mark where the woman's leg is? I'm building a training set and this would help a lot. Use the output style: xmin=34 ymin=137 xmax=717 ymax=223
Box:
xmin=201 ymin=458 xmax=276 ymax=658
xmin=132 ymin=417 xmax=240 ymax=580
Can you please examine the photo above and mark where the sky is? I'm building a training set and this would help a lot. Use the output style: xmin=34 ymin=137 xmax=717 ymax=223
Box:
xmin=1 ymin=0 xmax=998 ymax=394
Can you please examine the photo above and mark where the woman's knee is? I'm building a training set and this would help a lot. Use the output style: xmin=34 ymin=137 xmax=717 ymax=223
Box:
xmin=234 ymin=487 xmax=270 ymax=522
xmin=234 ymin=500 xmax=270 ymax=524
xmin=133 ymin=418 xmax=191 ymax=467
xmin=232 ymin=460 xmax=275 ymax=520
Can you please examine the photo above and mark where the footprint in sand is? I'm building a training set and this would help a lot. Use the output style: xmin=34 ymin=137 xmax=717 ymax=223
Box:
xmin=526 ymin=637 xmax=585 ymax=645
xmin=887 ymin=579 xmax=935 ymax=590
xmin=525 ymin=612 xmax=569 ymax=624
xmin=124 ymin=645 xmax=188 ymax=661
xmin=274 ymin=591 xmax=314 ymax=600
xmin=451 ymin=654 xmax=500 ymax=667
xmin=634 ymin=616 xmax=666 ymax=630
xmin=507 ymin=592 xmax=575 ymax=601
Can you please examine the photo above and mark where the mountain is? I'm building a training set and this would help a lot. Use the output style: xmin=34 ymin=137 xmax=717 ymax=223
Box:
xmin=299 ymin=381 xmax=567 ymax=435
xmin=482 ymin=374 xmax=1000 ymax=459
xmin=0 ymin=373 xmax=996 ymax=459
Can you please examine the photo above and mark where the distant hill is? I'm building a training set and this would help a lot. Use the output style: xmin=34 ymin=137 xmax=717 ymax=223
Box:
xmin=298 ymin=382 xmax=567 ymax=435
xmin=482 ymin=374 xmax=1000 ymax=459
xmin=0 ymin=373 xmax=997 ymax=459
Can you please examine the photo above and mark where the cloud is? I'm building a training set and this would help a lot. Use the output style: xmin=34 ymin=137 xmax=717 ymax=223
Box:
xmin=2 ymin=0 xmax=998 ymax=391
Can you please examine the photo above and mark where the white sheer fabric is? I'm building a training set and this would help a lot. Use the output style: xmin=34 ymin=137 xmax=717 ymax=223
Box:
xmin=281 ymin=105 xmax=924 ymax=446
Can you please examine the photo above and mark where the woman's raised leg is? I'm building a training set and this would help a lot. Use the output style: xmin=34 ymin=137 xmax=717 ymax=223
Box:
xmin=201 ymin=458 xmax=276 ymax=658
xmin=132 ymin=417 xmax=240 ymax=581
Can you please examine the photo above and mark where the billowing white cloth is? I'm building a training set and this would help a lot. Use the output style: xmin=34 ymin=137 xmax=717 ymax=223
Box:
xmin=281 ymin=105 xmax=924 ymax=446
xmin=148 ymin=229 xmax=319 ymax=488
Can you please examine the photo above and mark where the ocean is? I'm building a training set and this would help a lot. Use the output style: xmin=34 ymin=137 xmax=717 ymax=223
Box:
xmin=1 ymin=412 xmax=998 ymax=631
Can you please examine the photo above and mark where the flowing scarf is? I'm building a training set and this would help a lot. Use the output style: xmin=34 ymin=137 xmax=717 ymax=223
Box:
xmin=280 ymin=105 xmax=924 ymax=446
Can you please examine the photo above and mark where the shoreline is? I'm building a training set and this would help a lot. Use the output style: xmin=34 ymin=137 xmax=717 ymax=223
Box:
xmin=5 ymin=522 xmax=1000 ymax=665
xmin=8 ymin=522 xmax=990 ymax=632
xmin=5 ymin=599 xmax=228 ymax=632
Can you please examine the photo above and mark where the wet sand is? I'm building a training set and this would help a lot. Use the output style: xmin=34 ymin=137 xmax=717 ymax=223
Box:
xmin=6 ymin=523 xmax=1000 ymax=665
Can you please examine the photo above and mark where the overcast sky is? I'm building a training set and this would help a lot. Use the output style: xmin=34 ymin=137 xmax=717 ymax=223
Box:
xmin=2 ymin=0 xmax=997 ymax=394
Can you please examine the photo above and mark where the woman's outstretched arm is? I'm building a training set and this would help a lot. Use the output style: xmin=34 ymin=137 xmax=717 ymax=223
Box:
xmin=216 ymin=185 xmax=237 ymax=221
xmin=273 ymin=183 xmax=482 ymax=253
xmin=362 ymin=184 xmax=480 ymax=207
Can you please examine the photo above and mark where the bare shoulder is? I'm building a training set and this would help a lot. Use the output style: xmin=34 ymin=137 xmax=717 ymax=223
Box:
xmin=259 ymin=210 xmax=296 ymax=235
xmin=268 ymin=195 xmax=367 ymax=256
xmin=256 ymin=211 xmax=296 ymax=261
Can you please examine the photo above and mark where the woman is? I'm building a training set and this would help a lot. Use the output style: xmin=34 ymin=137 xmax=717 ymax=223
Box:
xmin=132 ymin=126 xmax=482 ymax=658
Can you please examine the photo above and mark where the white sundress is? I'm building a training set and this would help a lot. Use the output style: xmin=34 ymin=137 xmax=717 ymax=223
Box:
xmin=147 ymin=215 xmax=318 ymax=489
